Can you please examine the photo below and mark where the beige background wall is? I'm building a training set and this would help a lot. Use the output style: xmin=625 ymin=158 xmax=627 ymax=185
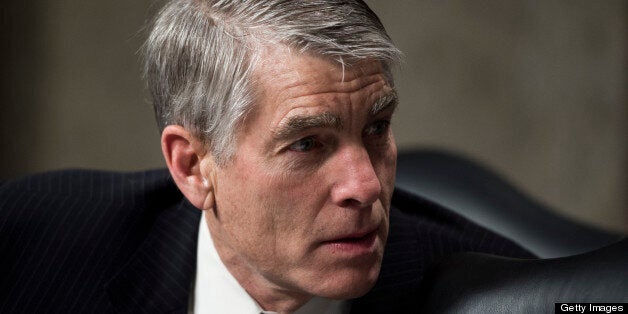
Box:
xmin=2 ymin=1 xmax=626 ymax=232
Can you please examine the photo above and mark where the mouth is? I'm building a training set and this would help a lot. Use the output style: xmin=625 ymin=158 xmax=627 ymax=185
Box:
xmin=322 ymin=228 xmax=379 ymax=255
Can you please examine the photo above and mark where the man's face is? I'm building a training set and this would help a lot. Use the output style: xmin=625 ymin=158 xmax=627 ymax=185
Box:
xmin=204 ymin=48 xmax=397 ymax=300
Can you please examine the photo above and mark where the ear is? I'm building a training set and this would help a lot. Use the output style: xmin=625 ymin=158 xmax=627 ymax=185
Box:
xmin=161 ymin=125 xmax=215 ymax=210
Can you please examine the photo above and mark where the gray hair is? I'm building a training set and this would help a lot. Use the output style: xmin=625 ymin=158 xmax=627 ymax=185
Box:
xmin=144 ymin=0 xmax=402 ymax=164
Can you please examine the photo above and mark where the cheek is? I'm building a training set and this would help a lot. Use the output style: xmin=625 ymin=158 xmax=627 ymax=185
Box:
xmin=213 ymin=166 xmax=274 ymax=243
xmin=216 ymin=162 xmax=325 ymax=253
xmin=264 ymin=158 xmax=332 ymax=217
xmin=261 ymin=172 xmax=329 ymax=240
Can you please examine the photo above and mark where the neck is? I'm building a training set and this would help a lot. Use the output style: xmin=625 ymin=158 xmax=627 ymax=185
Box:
xmin=205 ymin=215 xmax=312 ymax=313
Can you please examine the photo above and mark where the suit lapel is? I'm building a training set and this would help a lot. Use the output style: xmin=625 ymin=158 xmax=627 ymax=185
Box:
xmin=106 ymin=199 xmax=201 ymax=313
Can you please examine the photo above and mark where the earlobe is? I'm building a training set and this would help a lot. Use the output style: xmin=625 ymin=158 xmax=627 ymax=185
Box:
xmin=161 ymin=125 xmax=213 ymax=209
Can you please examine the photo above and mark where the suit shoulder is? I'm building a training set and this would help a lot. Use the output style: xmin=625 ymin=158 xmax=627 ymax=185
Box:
xmin=1 ymin=168 xmax=180 ymax=216
xmin=1 ymin=168 xmax=175 ymax=199
xmin=0 ymin=168 xmax=184 ymax=268
xmin=353 ymin=187 xmax=534 ymax=312
xmin=0 ymin=168 xmax=188 ymax=312
xmin=389 ymin=186 xmax=534 ymax=259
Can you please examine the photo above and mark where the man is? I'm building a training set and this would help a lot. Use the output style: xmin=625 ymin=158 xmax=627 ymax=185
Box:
xmin=0 ymin=0 xmax=532 ymax=313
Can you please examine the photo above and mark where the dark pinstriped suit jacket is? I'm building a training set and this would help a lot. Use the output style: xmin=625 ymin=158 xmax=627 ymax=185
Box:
xmin=0 ymin=169 xmax=533 ymax=313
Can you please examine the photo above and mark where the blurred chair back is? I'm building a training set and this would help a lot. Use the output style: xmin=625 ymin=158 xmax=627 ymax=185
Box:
xmin=418 ymin=238 xmax=628 ymax=313
xmin=395 ymin=149 xmax=623 ymax=258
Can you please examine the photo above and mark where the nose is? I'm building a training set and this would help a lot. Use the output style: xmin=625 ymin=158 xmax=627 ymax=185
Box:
xmin=330 ymin=145 xmax=382 ymax=208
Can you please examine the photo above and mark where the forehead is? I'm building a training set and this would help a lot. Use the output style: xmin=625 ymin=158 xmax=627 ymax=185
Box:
xmin=250 ymin=47 xmax=391 ymax=116
xmin=256 ymin=47 xmax=386 ymax=89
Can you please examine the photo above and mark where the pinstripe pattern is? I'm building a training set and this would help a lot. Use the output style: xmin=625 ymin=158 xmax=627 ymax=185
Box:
xmin=0 ymin=169 xmax=532 ymax=313
xmin=1 ymin=169 xmax=200 ymax=314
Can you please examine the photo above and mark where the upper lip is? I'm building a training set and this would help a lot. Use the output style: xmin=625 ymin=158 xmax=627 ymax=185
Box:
xmin=324 ymin=225 xmax=379 ymax=242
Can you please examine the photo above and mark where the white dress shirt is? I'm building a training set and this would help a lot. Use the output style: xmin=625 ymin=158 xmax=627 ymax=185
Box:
xmin=192 ymin=212 xmax=349 ymax=314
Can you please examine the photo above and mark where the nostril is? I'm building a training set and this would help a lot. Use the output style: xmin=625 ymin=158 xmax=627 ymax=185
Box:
xmin=338 ymin=198 xmax=363 ymax=208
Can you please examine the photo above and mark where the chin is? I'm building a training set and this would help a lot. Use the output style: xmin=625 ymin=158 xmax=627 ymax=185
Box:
xmin=313 ymin=261 xmax=382 ymax=299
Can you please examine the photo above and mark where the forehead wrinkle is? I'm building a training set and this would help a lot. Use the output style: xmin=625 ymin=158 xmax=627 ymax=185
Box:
xmin=273 ymin=111 xmax=342 ymax=140
xmin=327 ymin=71 xmax=388 ymax=96
xmin=279 ymin=66 xmax=386 ymax=97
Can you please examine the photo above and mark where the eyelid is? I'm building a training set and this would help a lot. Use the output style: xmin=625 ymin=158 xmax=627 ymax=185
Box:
xmin=288 ymin=136 xmax=318 ymax=152
xmin=363 ymin=119 xmax=392 ymax=137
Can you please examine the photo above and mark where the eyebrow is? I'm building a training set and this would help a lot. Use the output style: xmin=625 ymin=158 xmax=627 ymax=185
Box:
xmin=273 ymin=112 xmax=342 ymax=140
xmin=272 ymin=90 xmax=399 ymax=141
xmin=370 ymin=90 xmax=399 ymax=116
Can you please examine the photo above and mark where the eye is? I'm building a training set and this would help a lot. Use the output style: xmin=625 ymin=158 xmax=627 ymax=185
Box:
xmin=364 ymin=120 xmax=391 ymax=137
xmin=288 ymin=136 xmax=318 ymax=152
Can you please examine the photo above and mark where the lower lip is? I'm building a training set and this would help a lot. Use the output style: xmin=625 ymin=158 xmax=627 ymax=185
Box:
xmin=323 ymin=231 xmax=378 ymax=255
